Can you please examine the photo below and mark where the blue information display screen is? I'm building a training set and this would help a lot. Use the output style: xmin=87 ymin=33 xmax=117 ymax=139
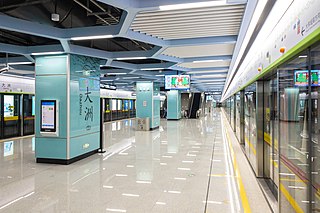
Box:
xmin=40 ymin=100 xmax=56 ymax=132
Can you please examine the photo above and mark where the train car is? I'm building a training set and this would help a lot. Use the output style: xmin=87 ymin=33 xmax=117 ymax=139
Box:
xmin=0 ymin=75 xmax=136 ymax=140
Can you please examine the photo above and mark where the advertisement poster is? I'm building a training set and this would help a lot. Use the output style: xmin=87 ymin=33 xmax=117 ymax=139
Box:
xmin=4 ymin=95 xmax=14 ymax=117
xmin=4 ymin=141 xmax=14 ymax=157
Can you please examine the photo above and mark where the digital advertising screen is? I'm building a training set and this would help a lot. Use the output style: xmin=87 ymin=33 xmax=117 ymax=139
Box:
xmin=165 ymin=75 xmax=190 ymax=90
xmin=294 ymin=70 xmax=319 ymax=86
xmin=40 ymin=100 xmax=56 ymax=132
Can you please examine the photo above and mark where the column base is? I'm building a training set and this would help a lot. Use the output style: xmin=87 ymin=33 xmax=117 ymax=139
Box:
xmin=36 ymin=149 xmax=98 ymax=165
xmin=150 ymin=126 xmax=159 ymax=131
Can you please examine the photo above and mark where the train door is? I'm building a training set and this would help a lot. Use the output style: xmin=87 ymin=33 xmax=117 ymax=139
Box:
xmin=23 ymin=94 xmax=35 ymax=135
xmin=2 ymin=94 xmax=21 ymax=138
xmin=263 ymin=76 xmax=279 ymax=198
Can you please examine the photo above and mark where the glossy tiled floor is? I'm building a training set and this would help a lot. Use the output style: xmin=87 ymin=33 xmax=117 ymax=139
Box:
xmin=0 ymin=109 xmax=271 ymax=212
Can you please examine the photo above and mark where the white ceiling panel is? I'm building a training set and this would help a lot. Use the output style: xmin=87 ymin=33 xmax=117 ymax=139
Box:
xmin=162 ymin=43 xmax=235 ymax=58
xmin=130 ymin=4 xmax=245 ymax=40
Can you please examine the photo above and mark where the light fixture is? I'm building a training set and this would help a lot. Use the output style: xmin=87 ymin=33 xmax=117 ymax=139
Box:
xmin=122 ymin=77 xmax=140 ymax=79
xmin=299 ymin=55 xmax=307 ymax=58
xmin=101 ymin=79 xmax=114 ymax=82
xmin=159 ymin=1 xmax=226 ymax=11
xmin=203 ymin=82 xmax=225 ymax=85
xmin=141 ymin=68 xmax=164 ymax=71
xmin=116 ymin=57 xmax=147 ymax=60
xmin=71 ymin=35 xmax=113 ymax=41
xmin=192 ymin=75 xmax=227 ymax=79
xmin=156 ymin=74 xmax=165 ymax=77
xmin=192 ymin=59 xmax=224 ymax=63
xmin=7 ymin=62 xmax=33 ymax=65
xmin=106 ymin=73 xmax=127 ymax=75
xmin=187 ymin=70 xmax=228 ymax=74
xmin=31 ymin=51 xmax=64 ymax=56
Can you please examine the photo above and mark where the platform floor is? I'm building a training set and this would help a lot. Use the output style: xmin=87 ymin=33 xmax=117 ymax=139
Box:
xmin=0 ymin=109 xmax=271 ymax=213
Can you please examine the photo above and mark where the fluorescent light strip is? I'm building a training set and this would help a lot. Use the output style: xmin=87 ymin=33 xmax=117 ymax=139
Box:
xmin=156 ymin=75 xmax=165 ymax=77
xmin=159 ymin=1 xmax=226 ymax=11
xmin=187 ymin=70 xmax=228 ymax=74
xmin=71 ymin=35 xmax=113 ymax=40
xmin=192 ymin=59 xmax=224 ymax=63
xmin=122 ymin=77 xmax=140 ymax=79
xmin=31 ymin=51 xmax=64 ymax=55
xmin=8 ymin=62 xmax=33 ymax=65
xmin=141 ymin=68 xmax=164 ymax=71
xmin=126 ymin=165 xmax=134 ymax=168
xmin=116 ymin=57 xmax=147 ymax=60
xmin=107 ymin=73 xmax=127 ymax=75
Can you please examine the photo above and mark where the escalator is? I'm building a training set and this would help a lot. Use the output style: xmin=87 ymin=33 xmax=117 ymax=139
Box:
xmin=188 ymin=93 xmax=201 ymax=119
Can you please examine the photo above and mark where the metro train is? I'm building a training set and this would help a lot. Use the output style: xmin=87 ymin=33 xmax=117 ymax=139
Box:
xmin=0 ymin=75 xmax=136 ymax=140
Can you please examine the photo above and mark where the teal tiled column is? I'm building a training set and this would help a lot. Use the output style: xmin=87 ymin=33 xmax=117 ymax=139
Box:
xmin=136 ymin=82 xmax=160 ymax=130
xmin=167 ymin=90 xmax=181 ymax=120
xmin=35 ymin=54 xmax=101 ymax=164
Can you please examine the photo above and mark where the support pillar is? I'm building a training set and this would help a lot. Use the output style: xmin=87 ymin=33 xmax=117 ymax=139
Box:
xmin=35 ymin=54 xmax=101 ymax=164
xmin=167 ymin=90 xmax=181 ymax=120
xmin=136 ymin=82 xmax=160 ymax=130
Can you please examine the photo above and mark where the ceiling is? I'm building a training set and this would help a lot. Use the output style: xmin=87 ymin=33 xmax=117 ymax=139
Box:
xmin=0 ymin=0 xmax=249 ymax=99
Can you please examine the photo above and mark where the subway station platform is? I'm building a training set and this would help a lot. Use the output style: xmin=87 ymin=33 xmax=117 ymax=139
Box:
xmin=0 ymin=109 xmax=271 ymax=213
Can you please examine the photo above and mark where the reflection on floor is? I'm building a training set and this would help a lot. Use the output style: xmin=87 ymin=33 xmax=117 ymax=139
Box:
xmin=0 ymin=109 xmax=270 ymax=213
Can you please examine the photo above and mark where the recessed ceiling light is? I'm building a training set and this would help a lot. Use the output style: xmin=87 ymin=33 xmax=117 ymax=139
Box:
xmin=187 ymin=70 xmax=228 ymax=74
xmin=71 ymin=35 xmax=113 ymax=40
